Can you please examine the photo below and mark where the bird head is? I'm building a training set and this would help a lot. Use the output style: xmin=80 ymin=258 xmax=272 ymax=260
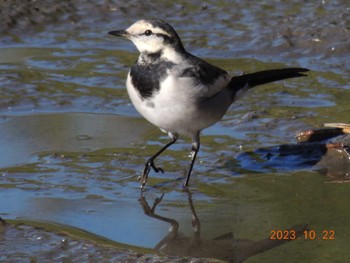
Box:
xmin=109 ymin=19 xmax=185 ymax=58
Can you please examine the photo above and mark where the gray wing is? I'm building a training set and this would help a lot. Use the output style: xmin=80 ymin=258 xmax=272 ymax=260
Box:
xmin=178 ymin=54 xmax=231 ymax=98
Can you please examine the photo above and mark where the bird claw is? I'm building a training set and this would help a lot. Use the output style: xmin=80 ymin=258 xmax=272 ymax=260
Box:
xmin=151 ymin=162 xmax=164 ymax=173
xmin=138 ymin=160 xmax=164 ymax=189
xmin=138 ymin=164 xmax=150 ymax=189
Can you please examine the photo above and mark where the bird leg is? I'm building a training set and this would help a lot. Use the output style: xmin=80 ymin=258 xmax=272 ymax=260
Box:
xmin=184 ymin=132 xmax=200 ymax=187
xmin=139 ymin=135 xmax=178 ymax=189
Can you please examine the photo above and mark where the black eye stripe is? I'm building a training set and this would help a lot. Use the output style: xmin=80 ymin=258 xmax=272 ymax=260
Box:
xmin=141 ymin=31 xmax=173 ymax=43
xmin=156 ymin=33 xmax=173 ymax=44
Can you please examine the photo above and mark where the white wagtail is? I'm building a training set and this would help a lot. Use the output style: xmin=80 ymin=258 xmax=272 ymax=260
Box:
xmin=109 ymin=19 xmax=309 ymax=189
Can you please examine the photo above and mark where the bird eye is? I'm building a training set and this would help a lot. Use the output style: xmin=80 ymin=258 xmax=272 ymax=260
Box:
xmin=144 ymin=30 xmax=153 ymax=36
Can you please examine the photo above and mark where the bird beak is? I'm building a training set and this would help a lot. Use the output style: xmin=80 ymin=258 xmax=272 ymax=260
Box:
xmin=108 ymin=30 xmax=129 ymax=38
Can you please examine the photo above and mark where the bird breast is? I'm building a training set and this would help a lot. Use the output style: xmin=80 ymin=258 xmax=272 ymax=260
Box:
xmin=126 ymin=71 xmax=232 ymax=136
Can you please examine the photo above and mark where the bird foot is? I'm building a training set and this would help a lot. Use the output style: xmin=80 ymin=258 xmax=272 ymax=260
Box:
xmin=183 ymin=181 xmax=190 ymax=189
xmin=138 ymin=160 xmax=164 ymax=189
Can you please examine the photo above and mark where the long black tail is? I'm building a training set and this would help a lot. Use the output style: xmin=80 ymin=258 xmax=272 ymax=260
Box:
xmin=229 ymin=67 xmax=309 ymax=98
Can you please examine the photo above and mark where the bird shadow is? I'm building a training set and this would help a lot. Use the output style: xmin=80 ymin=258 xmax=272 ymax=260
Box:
xmin=227 ymin=128 xmax=350 ymax=181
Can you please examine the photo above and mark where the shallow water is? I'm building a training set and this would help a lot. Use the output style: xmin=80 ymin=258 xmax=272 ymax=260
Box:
xmin=1 ymin=0 xmax=350 ymax=262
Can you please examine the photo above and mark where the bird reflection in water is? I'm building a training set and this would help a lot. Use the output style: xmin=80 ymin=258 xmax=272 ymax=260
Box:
xmin=139 ymin=191 xmax=308 ymax=262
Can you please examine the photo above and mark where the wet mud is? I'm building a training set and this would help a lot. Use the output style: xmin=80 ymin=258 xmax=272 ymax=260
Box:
xmin=1 ymin=0 xmax=350 ymax=262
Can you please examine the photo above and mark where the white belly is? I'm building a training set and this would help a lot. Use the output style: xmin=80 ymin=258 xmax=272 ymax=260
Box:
xmin=126 ymin=73 xmax=232 ymax=136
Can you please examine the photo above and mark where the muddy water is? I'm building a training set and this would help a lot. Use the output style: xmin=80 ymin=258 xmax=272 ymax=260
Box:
xmin=1 ymin=0 xmax=350 ymax=262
